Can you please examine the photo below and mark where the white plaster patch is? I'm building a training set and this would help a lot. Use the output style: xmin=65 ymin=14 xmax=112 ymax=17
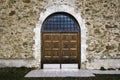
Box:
xmin=33 ymin=24 xmax=41 ymax=61
xmin=0 ymin=59 xmax=38 ymax=68
xmin=86 ymin=59 xmax=120 ymax=69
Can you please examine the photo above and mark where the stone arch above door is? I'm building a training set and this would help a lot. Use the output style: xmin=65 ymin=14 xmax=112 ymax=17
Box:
xmin=33 ymin=2 xmax=87 ymax=68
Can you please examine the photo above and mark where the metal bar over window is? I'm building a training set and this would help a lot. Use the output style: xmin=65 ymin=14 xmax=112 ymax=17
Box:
xmin=42 ymin=13 xmax=79 ymax=32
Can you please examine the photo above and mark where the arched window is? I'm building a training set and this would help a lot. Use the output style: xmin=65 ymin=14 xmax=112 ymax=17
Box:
xmin=42 ymin=13 xmax=79 ymax=32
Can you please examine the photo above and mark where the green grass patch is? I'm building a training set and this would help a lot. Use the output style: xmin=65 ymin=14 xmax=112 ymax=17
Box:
xmin=0 ymin=68 xmax=120 ymax=80
xmin=0 ymin=67 xmax=31 ymax=80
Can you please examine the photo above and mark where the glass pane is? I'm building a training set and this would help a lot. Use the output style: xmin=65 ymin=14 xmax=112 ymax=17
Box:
xmin=42 ymin=13 xmax=79 ymax=32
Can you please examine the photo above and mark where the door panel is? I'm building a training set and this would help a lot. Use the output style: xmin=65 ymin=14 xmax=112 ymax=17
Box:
xmin=61 ymin=33 xmax=78 ymax=63
xmin=43 ymin=33 xmax=61 ymax=63
xmin=42 ymin=32 xmax=79 ymax=64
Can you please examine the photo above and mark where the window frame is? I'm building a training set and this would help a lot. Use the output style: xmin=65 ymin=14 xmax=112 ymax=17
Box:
xmin=41 ymin=13 xmax=80 ymax=32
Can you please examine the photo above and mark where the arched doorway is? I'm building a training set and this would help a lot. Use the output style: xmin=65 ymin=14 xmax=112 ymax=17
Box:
xmin=41 ymin=13 xmax=81 ymax=69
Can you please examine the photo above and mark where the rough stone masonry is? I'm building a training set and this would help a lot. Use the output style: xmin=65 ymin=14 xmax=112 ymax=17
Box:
xmin=0 ymin=0 xmax=120 ymax=69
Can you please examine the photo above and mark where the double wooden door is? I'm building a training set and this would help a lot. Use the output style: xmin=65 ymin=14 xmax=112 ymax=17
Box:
xmin=41 ymin=32 xmax=80 ymax=68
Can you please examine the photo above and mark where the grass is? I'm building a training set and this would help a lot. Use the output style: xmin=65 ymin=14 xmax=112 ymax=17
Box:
xmin=0 ymin=67 xmax=120 ymax=80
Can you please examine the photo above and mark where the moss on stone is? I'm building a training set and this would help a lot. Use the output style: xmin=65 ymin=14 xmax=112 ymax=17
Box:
xmin=22 ymin=0 xmax=31 ymax=3
xmin=114 ymin=32 xmax=120 ymax=39
xmin=9 ymin=11 xmax=15 ymax=16
xmin=103 ymin=51 xmax=111 ymax=58
xmin=106 ymin=45 xmax=115 ymax=50
xmin=105 ymin=25 xmax=118 ymax=28
xmin=94 ymin=29 xmax=101 ymax=35
xmin=7 ymin=3 xmax=13 ymax=8
xmin=86 ymin=22 xmax=91 ymax=25
xmin=10 ymin=0 xmax=16 ymax=3
xmin=0 ymin=29 xmax=3 ymax=32
xmin=118 ymin=43 xmax=120 ymax=51
xmin=0 ymin=0 xmax=4 ymax=3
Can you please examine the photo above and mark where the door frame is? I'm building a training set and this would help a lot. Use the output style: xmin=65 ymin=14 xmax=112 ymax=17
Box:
xmin=33 ymin=4 xmax=87 ymax=69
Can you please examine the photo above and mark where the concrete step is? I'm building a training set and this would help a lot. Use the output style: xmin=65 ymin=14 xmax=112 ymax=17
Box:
xmin=25 ymin=69 xmax=95 ymax=77
xmin=25 ymin=69 xmax=120 ymax=77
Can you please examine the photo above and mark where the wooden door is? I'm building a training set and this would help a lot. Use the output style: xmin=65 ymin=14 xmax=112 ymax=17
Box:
xmin=41 ymin=32 xmax=80 ymax=68
xmin=42 ymin=33 xmax=61 ymax=63
xmin=61 ymin=33 xmax=79 ymax=63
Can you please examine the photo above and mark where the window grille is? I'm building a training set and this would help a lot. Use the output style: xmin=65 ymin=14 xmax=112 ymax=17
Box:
xmin=42 ymin=13 xmax=79 ymax=32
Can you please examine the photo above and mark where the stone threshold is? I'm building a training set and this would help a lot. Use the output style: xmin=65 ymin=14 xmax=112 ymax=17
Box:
xmin=25 ymin=69 xmax=120 ymax=77
xmin=25 ymin=69 xmax=95 ymax=77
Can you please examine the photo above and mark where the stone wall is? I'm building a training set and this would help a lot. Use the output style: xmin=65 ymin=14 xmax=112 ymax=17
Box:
xmin=76 ymin=0 xmax=120 ymax=60
xmin=0 ymin=0 xmax=120 ymax=69
xmin=0 ymin=0 xmax=46 ymax=58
